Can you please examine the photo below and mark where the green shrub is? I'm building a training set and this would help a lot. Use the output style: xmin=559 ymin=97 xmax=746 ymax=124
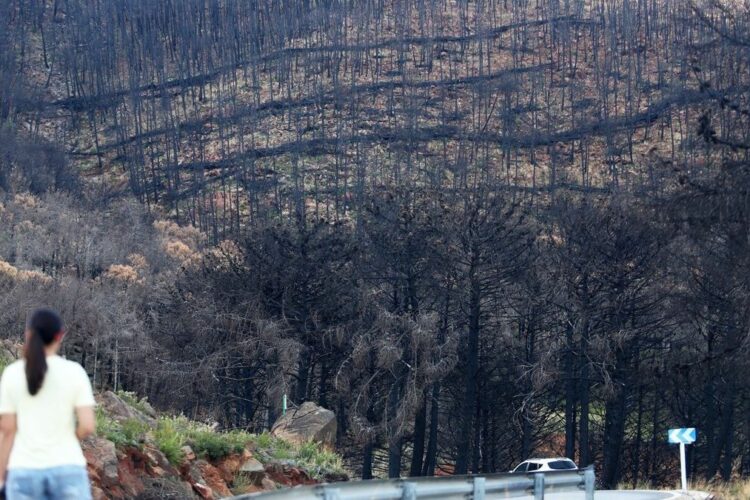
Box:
xmin=154 ymin=418 xmax=185 ymax=465
xmin=252 ymin=432 xmax=273 ymax=449
xmin=96 ymin=405 xmax=346 ymax=479
xmin=151 ymin=417 xmax=252 ymax=462
xmin=120 ymin=419 xmax=149 ymax=445
xmin=230 ymin=472 xmax=253 ymax=494
xmin=96 ymin=408 xmax=128 ymax=446
xmin=223 ymin=429 xmax=253 ymax=454
xmin=294 ymin=440 xmax=344 ymax=477
xmin=95 ymin=407 xmax=149 ymax=448
xmin=189 ymin=428 xmax=234 ymax=461
xmin=296 ymin=441 xmax=319 ymax=462
xmin=244 ymin=433 xmax=343 ymax=477
xmin=247 ymin=432 xmax=289 ymax=461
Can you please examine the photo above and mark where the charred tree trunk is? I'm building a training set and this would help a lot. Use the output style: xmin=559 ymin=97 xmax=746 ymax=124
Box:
xmin=564 ymin=321 xmax=578 ymax=460
xmin=388 ymin=437 xmax=403 ymax=479
xmin=602 ymin=358 xmax=629 ymax=488
xmin=362 ymin=440 xmax=374 ymax=480
xmin=409 ymin=395 xmax=427 ymax=477
xmin=455 ymin=263 xmax=481 ymax=474
xmin=387 ymin=378 xmax=404 ymax=478
xmin=422 ymin=383 xmax=440 ymax=476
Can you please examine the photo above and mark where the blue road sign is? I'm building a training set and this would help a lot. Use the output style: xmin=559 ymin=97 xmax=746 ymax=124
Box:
xmin=668 ymin=428 xmax=697 ymax=444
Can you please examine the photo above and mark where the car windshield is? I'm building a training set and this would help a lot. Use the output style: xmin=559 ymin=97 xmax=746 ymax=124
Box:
xmin=512 ymin=463 xmax=528 ymax=473
xmin=547 ymin=460 xmax=577 ymax=470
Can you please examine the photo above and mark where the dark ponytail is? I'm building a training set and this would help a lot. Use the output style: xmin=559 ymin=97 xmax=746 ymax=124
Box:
xmin=24 ymin=308 xmax=63 ymax=395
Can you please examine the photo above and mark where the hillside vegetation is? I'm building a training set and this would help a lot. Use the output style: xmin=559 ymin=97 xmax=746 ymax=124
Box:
xmin=92 ymin=390 xmax=344 ymax=498
xmin=2 ymin=0 xmax=750 ymax=491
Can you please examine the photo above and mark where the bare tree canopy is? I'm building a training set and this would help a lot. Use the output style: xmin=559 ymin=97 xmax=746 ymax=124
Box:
xmin=1 ymin=0 xmax=750 ymax=488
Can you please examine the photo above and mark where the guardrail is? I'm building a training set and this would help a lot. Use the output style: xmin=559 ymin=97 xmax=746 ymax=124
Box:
xmin=234 ymin=467 xmax=595 ymax=500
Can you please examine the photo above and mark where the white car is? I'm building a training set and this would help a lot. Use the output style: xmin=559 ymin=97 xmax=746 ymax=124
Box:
xmin=510 ymin=458 xmax=578 ymax=473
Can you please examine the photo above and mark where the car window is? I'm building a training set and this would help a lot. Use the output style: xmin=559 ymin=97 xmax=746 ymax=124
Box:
xmin=513 ymin=462 xmax=529 ymax=473
xmin=548 ymin=460 xmax=577 ymax=470
xmin=527 ymin=462 xmax=542 ymax=472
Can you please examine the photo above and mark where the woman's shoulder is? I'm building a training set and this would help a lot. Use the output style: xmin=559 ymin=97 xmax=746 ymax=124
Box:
xmin=51 ymin=356 xmax=86 ymax=372
xmin=0 ymin=358 xmax=24 ymax=378
xmin=46 ymin=356 xmax=85 ymax=377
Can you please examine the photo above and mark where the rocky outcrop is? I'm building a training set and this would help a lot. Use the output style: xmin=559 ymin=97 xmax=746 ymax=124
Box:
xmin=85 ymin=442 xmax=149 ymax=499
xmin=142 ymin=445 xmax=180 ymax=478
xmin=271 ymin=402 xmax=337 ymax=447
xmin=199 ymin=461 xmax=234 ymax=498
xmin=136 ymin=478 xmax=196 ymax=500
xmin=84 ymin=394 xmax=347 ymax=499
xmin=1 ymin=343 xmax=346 ymax=497
xmin=97 ymin=391 xmax=157 ymax=426
xmin=115 ymin=450 xmax=146 ymax=498
xmin=84 ymin=440 xmax=275 ymax=499
xmin=263 ymin=463 xmax=316 ymax=487
xmin=83 ymin=437 xmax=120 ymax=489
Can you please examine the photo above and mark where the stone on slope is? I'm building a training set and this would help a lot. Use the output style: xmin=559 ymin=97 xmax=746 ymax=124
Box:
xmin=136 ymin=478 xmax=197 ymax=500
xmin=196 ymin=461 xmax=233 ymax=498
xmin=83 ymin=437 xmax=120 ymax=487
xmin=142 ymin=444 xmax=180 ymax=478
xmin=97 ymin=391 xmax=157 ymax=426
xmin=115 ymin=451 xmax=146 ymax=498
xmin=232 ymin=475 xmax=279 ymax=494
xmin=186 ymin=460 xmax=232 ymax=499
xmin=264 ymin=462 xmax=315 ymax=487
xmin=215 ymin=454 xmax=241 ymax=483
xmin=271 ymin=401 xmax=336 ymax=447
xmin=214 ymin=447 xmax=258 ymax=483
xmin=238 ymin=456 xmax=266 ymax=486
xmin=240 ymin=457 xmax=264 ymax=473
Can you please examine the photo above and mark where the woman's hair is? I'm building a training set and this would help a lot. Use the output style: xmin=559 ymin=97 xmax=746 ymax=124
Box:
xmin=24 ymin=308 xmax=63 ymax=395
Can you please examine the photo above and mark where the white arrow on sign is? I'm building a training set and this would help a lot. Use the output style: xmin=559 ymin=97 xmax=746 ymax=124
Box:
xmin=668 ymin=428 xmax=697 ymax=444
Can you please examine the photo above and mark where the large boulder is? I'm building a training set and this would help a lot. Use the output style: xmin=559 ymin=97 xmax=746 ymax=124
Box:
xmin=271 ymin=402 xmax=336 ymax=447
xmin=97 ymin=391 xmax=157 ymax=426
xmin=83 ymin=437 xmax=120 ymax=488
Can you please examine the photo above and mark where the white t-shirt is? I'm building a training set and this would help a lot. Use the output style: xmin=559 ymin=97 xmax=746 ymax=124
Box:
xmin=0 ymin=355 xmax=95 ymax=469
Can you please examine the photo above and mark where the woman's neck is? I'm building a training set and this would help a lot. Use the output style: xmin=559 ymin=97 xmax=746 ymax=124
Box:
xmin=44 ymin=343 xmax=61 ymax=357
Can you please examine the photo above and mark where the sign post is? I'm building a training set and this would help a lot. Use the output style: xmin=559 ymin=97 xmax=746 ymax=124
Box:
xmin=668 ymin=428 xmax=696 ymax=492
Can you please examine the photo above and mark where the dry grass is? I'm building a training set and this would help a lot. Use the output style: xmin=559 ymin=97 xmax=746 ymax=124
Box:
xmin=691 ymin=479 xmax=750 ymax=499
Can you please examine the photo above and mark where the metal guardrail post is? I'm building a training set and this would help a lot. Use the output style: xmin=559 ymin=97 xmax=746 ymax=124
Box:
xmin=473 ymin=477 xmax=486 ymax=500
xmin=534 ymin=473 xmax=545 ymax=500
xmin=584 ymin=467 xmax=595 ymax=500
xmin=323 ymin=487 xmax=340 ymax=500
xmin=402 ymin=482 xmax=417 ymax=500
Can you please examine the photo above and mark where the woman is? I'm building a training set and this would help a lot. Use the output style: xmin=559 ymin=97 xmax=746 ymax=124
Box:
xmin=0 ymin=309 xmax=96 ymax=499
